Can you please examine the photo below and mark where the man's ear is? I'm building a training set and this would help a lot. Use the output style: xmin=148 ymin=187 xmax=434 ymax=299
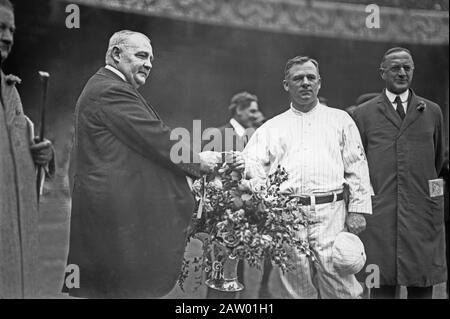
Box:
xmin=235 ymin=106 xmax=242 ymax=117
xmin=379 ymin=68 xmax=386 ymax=81
xmin=283 ymin=79 xmax=289 ymax=92
xmin=111 ymin=46 xmax=121 ymax=64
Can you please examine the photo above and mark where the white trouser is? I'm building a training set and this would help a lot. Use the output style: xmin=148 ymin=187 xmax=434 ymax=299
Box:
xmin=279 ymin=199 xmax=363 ymax=299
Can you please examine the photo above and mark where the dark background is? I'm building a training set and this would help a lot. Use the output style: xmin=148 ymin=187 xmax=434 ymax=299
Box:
xmin=5 ymin=0 xmax=449 ymax=138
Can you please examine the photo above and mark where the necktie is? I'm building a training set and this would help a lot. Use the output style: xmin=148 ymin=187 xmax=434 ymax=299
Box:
xmin=394 ymin=96 xmax=405 ymax=120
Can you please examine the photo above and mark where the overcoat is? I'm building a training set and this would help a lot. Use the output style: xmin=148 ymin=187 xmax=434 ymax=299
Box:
xmin=0 ymin=72 xmax=39 ymax=298
xmin=65 ymin=67 xmax=201 ymax=298
xmin=352 ymin=90 xmax=446 ymax=286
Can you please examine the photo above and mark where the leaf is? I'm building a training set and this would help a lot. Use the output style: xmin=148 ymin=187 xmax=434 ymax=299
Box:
xmin=230 ymin=171 xmax=242 ymax=181
xmin=232 ymin=197 xmax=244 ymax=208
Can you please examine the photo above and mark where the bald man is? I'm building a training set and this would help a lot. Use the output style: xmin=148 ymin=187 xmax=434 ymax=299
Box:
xmin=64 ymin=30 xmax=218 ymax=298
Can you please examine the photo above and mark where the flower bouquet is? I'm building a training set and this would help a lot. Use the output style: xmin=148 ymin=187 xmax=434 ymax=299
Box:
xmin=178 ymin=161 xmax=317 ymax=292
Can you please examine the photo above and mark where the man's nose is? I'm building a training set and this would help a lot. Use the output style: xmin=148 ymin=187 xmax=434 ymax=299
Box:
xmin=143 ymin=59 xmax=152 ymax=69
xmin=398 ymin=67 xmax=407 ymax=76
xmin=301 ymin=77 xmax=310 ymax=87
xmin=0 ymin=29 xmax=13 ymax=44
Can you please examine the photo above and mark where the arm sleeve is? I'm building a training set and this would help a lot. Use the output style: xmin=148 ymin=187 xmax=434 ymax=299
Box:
xmin=99 ymin=85 xmax=201 ymax=178
xmin=342 ymin=113 xmax=372 ymax=214
xmin=350 ymin=109 xmax=368 ymax=153
xmin=242 ymin=126 xmax=272 ymax=191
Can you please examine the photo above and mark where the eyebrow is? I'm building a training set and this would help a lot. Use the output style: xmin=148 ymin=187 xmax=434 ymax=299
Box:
xmin=0 ymin=22 xmax=15 ymax=31
xmin=293 ymin=73 xmax=317 ymax=78
xmin=136 ymin=51 xmax=154 ymax=60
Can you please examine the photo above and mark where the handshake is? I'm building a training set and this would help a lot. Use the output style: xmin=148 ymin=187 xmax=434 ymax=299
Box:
xmin=198 ymin=151 xmax=245 ymax=174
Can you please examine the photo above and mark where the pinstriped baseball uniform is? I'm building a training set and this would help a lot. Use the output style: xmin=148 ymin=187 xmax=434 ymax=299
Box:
xmin=243 ymin=102 xmax=372 ymax=298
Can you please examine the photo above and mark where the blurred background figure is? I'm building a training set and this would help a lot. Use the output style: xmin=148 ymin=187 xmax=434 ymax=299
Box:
xmin=345 ymin=93 xmax=379 ymax=115
xmin=203 ymin=91 xmax=260 ymax=154
xmin=252 ymin=109 xmax=267 ymax=128
xmin=355 ymin=93 xmax=379 ymax=106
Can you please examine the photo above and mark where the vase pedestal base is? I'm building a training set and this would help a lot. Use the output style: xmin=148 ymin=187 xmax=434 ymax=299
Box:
xmin=205 ymin=278 xmax=244 ymax=292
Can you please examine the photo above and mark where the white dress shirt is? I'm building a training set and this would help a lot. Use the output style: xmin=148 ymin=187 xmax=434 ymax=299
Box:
xmin=385 ymin=89 xmax=409 ymax=112
xmin=229 ymin=118 xmax=246 ymax=138
xmin=243 ymin=102 xmax=372 ymax=214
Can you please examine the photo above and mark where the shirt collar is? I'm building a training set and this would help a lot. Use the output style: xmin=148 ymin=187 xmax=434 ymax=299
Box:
xmin=105 ymin=65 xmax=127 ymax=82
xmin=290 ymin=100 xmax=321 ymax=116
xmin=229 ymin=118 xmax=246 ymax=137
xmin=385 ymin=88 xmax=409 ymax=104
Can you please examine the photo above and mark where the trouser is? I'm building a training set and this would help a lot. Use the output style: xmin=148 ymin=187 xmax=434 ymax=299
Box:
xmin=371 ymin=285 xmax=433 ymax=299
xmin=279 ymin=199 xmax=363 ymax=299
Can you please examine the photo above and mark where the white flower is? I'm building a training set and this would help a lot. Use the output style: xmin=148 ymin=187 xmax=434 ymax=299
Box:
xmin=208 ymin=177 xmax=223 ymax=190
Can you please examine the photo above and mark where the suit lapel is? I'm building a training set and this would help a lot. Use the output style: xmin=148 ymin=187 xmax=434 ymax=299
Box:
xmin=378 ymin=91 xmax=402 ymax=130
xmin=135 ymin=90 xmax=161 ymax=120
xmin=398 ymin=90 xmax=422 ymax=136
xmin=98 ymin=67 xmax=162 ymax=120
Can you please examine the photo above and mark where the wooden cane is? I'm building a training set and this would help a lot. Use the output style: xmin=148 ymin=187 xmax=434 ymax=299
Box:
xmin=36 ymin=71 xmax=50 ymax=201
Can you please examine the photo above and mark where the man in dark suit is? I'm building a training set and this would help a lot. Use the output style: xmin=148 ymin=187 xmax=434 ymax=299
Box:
xmin=441 ymin=151 xmax=449 ymax=298
xmin=203 ymin=92 xmax=260 ymax=153
xmin=352 ymin=47 xmax=446 ymax=299
xmin=63 ymin=30 xmax=219 ymax=298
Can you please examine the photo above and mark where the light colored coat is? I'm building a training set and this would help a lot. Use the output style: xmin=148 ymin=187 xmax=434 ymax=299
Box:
xmin=0 ymin=72 xmax=39 ymax=298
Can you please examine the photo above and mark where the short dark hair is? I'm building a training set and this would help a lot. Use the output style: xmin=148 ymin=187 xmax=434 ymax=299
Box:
xmin=355 ymin=93 xmax=379 ymax=105
xmin=380 ymin=47 xmax=413 ymax=68
xmin=0 ymin=0 xmax=14 ymax=11
xmin=228 ymin=92 xmax=258 ymax=115
xmin=284 ymin=56 xmax=319 ymax=78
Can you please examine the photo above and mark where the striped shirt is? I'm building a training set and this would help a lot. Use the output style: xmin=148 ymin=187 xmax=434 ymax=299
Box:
xmin=243 ymin=102 xmax=372 ymax=214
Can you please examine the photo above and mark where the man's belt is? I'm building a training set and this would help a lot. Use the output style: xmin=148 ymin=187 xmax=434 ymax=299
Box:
xmin=293 ymin=192 xmax=344 ymax=205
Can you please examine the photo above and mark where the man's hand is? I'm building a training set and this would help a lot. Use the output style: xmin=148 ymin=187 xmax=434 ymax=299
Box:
xmin=30 ymin=137 xmax=54 ymax=166
xmin=198 ymin=151 xmax=221 ymax=174
xmin=225 ymin=151 xmax=245 ymax=172
xmin=346 ymin=212 xmax=366 ymax=234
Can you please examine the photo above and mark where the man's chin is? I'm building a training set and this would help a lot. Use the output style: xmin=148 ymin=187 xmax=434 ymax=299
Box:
xmin=135 ymin=76 xmax=147 ymax=86
xmin=297 ymin=97 xmax=315 ymax=105
xmin=391 ymin=84 xmax=410 ymax=94
xmin=0 ymin=51 xmax=9 ymax=62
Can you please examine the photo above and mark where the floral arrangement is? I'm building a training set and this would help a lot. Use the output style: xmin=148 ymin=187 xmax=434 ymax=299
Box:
xmin=178 ymin=161 xmax=318 ymax=291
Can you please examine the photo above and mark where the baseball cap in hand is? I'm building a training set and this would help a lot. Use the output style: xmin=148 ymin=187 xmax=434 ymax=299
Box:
xmin=332 ymin=232 xmax=366 ymax=276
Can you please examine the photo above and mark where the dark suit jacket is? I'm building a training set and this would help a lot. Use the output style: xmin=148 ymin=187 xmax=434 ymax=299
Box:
xmin=352 ymin=90 xmax=446 ymax=286
xmin=64 ymin=67 xmax=200 ymax=298
xmin=202 ymin=121 xmax=253 ymax=152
